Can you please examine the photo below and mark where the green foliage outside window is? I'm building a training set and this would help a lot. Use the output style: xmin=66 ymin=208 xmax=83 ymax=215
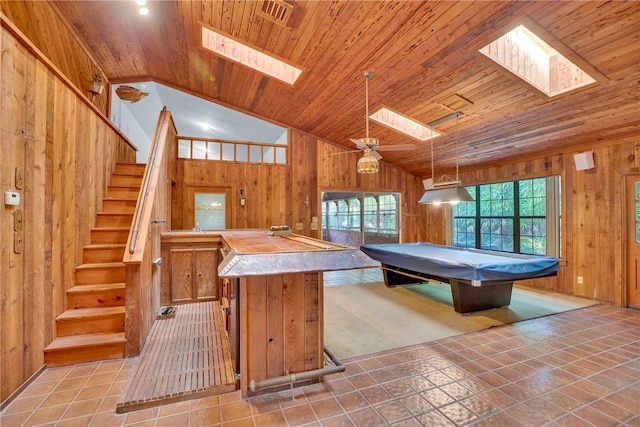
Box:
xmin=454 ymin=177 xmax=550 ymax=255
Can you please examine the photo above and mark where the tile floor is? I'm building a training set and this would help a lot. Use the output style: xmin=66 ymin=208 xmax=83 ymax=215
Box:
xmin=1 ymin=304 xmax=638 ymax=426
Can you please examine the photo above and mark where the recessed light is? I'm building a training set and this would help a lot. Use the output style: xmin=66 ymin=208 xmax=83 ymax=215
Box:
xmin=139 ymin=7 xmax=149 ymax=16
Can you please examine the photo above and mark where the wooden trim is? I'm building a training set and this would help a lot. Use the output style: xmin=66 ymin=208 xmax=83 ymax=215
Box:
xmin=0 ymin=13 xmax=137 ymax=152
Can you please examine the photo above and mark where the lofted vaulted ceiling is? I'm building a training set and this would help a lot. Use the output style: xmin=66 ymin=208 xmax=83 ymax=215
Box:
xmin=52 ymin=0 xmax=640 ymax=178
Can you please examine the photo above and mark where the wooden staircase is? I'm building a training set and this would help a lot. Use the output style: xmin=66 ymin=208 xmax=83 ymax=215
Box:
xmin=45 ymin=163 xmax=145 ymax=366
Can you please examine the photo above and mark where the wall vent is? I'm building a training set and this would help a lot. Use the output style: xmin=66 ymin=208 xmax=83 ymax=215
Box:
xmin=259 ymin=0 xmax=293 ymax=26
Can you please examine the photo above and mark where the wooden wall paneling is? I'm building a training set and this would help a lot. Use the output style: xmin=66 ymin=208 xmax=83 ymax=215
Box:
xmin=1 ymin=2 xmax=109 ymax=115
xmin=1 ymin=20 xmax=137 ymax=402
xmin=44 ymin=68 xmax=55 ymax=351
xmin=175 ymin=160 xmax=292 ymax=230
xmin=21 ymin=49 xmax=48 ymax=374
xmin=241 ymin=275 xmax=268 ymax=394
xmin=283 ymin=273 xmax=305 ymax=376
xmin=304 ymin=272 xmax=321 ymax=372
xmin=290 ymin=131 xmax=317 ymax=237
xmin=266 ymin=276 xmax=284 ymax=380
xmin=1 ymin=26 xmax=26 ymax=401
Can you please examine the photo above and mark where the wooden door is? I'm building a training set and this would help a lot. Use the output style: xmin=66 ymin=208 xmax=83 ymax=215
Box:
xmin=626 ymin=175 xmax=640 ymax=308
xmin=194 ymin=249 xmax=218 ymax=300
xmin=170 ymin=249 xmax=193 ymax=302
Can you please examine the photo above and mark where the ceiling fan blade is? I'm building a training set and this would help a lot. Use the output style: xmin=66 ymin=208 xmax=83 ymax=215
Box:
xmin=378 ymin=144 xmax=417 ymax=151
xmin=350 ymin=138 xmax=367 ymax=150
xmin=371 ymin=151 xmax=383 ymax=160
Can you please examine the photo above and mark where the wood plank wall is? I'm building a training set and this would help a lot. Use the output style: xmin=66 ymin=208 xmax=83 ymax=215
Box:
xmin=0 ymin=21 xmax=136 ymax=404
xmin=172 ymin=130 xmax=439 ymax=245
xmin=451 ymin=138 xmax=638 ymax=306
xmin=0 ymin=2 xmax=109 ymax=115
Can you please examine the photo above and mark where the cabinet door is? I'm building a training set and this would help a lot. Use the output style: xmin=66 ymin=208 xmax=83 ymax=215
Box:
xmin=194 ymin=249 xmax=218 ymax=300
xmin=170 ymin=249 xmax=193 ymax=302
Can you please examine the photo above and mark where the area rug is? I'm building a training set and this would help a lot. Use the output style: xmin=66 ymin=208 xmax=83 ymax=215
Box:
xmin=323 ymin=269 xmax=597 ymax=359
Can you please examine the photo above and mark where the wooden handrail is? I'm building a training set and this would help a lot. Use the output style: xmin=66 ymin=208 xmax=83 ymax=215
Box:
xmin=128 ymin=107 xmax=172 ymax=256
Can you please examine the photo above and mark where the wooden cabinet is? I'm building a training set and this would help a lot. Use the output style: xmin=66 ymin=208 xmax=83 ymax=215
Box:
xmin=160 ymin=232 xmax=223 ymax=305
xmin=169 ymin=248 xmax=218 ymax=302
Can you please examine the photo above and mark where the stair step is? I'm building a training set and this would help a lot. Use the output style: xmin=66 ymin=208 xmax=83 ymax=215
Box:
xmin=115 ymin=163 xmax=146 ymax=176
xmin=67 ymin=283 xmax=125 ymax=309
xmin=96 ymin=212 xmax=134 ymax=227
xmin=90 ymin=228 xmax=130 ymax=244
xmin=44 ymin=332 xmax=125 ymax=367
xmin=76 ymin=262 xmax=125 ymax=285
xmin=102 ymin=198 xmax=137 ymax=213
xmin=83 ymin=244 xmax=126 ymax=263
xmin=107 ymin=186 xmax=140 ymax=199
xmin=111 ymin=174 xmax=143 ymax=187
xmin=56 ymin=306 xmax=125 ymax=336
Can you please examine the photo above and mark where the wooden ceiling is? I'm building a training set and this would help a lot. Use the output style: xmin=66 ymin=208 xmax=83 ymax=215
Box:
xmin=53 ymin=0 xmax=640 ymax=178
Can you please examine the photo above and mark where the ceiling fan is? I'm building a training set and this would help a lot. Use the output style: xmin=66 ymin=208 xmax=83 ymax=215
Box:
xmin=349 ymin=71 xmax=416 ymax=173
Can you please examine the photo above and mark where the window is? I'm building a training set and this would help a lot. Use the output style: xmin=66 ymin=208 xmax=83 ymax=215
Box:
xmin=194 ymin=193 xmax=226 ymax=230
xmin=178 ymin=138 xmax=288 ymax=165
xmin=453 ymin=176 xmax=560 ymax=256
xmin=321 ymin=191 xmax=400 ymax=245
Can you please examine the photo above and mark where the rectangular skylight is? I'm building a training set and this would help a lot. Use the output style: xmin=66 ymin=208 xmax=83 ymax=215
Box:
xmin=201 ymin=26 xmax=302 ymax=85
xmin=370 ymin=108 xmax=442 ymax=141
xmin=479 ymin=25 xmax=595 ymax=97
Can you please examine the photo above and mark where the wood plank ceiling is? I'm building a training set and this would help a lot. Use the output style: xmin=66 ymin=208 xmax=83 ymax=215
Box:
xmin=52 ymin=0 xmax=640 ymax=178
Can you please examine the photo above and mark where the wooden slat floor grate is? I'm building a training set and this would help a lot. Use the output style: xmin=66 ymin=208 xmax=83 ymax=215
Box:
xmin=116 ymin=301 xmax=236 ymax=413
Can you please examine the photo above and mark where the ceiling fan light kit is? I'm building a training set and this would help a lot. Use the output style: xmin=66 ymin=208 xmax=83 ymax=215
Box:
xmin=349 ymin=70 xmax=417 ymax=174
xmin=357 ymin=149 xmax=379 ymax=174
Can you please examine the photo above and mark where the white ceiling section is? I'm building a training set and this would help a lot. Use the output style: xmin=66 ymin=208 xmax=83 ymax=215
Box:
xmin=110 ymin=81 xmax=288 ymax=160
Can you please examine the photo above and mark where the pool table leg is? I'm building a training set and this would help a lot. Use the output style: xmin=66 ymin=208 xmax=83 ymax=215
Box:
xmin=450 ymin=280 xmax=513 ymax=314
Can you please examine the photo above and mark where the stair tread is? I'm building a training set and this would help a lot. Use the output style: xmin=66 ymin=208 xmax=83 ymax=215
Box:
xmin=91 ymin=227 xmax=130 ymax=231
xmin=84 ymin=243 xmax=126 ymax=248
xmin=67 ymin=283 xmax=126 ymax=292
xmin=45 ymin=332 xmax=126 ymax=350
xmin=76 ymin=261 xmax=125 ymax=269
xmin=57 ymin=306 xmax=124 ymax=319
xmin=97 ymin=212 xmax=134 ymax=215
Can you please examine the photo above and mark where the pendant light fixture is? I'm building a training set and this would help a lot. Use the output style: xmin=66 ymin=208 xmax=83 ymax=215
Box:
xmin=418 ymin=113 xmax=474 ymax=205
xmin=356 ymin=71 xmax=379 ymax=174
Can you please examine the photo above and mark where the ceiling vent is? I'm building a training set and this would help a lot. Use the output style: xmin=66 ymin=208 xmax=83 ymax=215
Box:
xmin=439 ymin=93 xmax=474 ymax=111
xmin=258 ymin=0 xmax=293 ymax=26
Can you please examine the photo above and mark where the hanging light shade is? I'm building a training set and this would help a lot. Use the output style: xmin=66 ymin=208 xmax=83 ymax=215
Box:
xmin=418 ymin=184 xmax=473 ymax=205
xmin=357 ymin=150 xmax=379 ymax=173
xmin=418 ymin=112 xmax=474 ymax=205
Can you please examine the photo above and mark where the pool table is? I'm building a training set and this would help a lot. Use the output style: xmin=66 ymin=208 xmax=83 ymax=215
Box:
xmin=360 ymin=242 xmax=560 ymax=314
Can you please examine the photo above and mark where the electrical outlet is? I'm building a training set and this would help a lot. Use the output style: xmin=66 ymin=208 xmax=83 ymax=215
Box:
xmin=577 ymin=276 xmax=584 ymax=284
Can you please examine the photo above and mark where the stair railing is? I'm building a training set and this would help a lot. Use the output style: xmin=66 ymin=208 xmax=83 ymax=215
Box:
xmin=123 ymin=106 xmax=177 ymax=356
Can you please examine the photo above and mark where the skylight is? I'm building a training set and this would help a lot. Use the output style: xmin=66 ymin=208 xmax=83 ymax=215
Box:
xmin=201 ymin=26 xmax=302 ymax=85
xmin=479 ymin=25 xmax=596 ymax=97
xmin=369 ymin=108 xmax=442 ymax=141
